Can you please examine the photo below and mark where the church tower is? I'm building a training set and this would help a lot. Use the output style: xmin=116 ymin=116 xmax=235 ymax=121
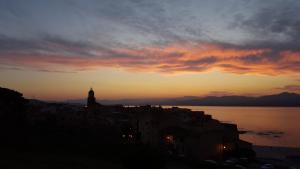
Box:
xmin=87 ymin=88 xmax=96 ymax=107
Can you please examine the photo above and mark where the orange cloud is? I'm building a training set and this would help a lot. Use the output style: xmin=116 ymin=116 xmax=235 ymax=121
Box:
xmin=1 ymin=42 xmax=300 ymax=76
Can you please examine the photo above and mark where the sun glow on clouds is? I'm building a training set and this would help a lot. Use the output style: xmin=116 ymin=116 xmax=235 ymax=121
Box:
xmin=1 ymin=40 xmax=300 ymax=100
xmin=1 ymin=41 xmax=299 ymax=76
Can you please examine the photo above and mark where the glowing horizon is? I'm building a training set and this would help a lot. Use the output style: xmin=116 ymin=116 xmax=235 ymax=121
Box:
xmin=1 ymin=67 xmax=298 ymax=101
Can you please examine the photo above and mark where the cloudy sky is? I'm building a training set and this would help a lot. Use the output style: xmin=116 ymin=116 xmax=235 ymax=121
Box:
xmin=0 ymin=0 xmax=300 ymax=100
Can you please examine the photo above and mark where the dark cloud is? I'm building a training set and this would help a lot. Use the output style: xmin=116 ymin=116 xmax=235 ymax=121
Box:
xmin=0 ymin=64 xmax=76 ymax=73
xmin=218 ymin=64 xmax=252 ymax=72
xmin=233 ymin=0 xmax=300 ymax=51
xmin=0 ymin=35 xmax=40 ymax=52
xmin=0 ymin=34 xmax=92 ymax=54
xmin=276 ymin=85 xmax=300 ymax=92
xmin=184 ymin=56 xmax=218 ymax=66
xmin=245 ymin=130 xmax=285 ymax=139
xmin=206 ymin=91 xmax=234 ymax=96
xmin=238 ymin=55 xmax=263 ymax=64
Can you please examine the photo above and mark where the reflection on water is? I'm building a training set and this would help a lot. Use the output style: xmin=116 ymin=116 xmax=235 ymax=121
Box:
xmin=164 ymin=106 xmax=300 ymax=148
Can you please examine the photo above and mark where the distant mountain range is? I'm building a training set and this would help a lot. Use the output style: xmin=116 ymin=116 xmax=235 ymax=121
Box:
xmin=67 ymin=92 xmax=300 ymax=107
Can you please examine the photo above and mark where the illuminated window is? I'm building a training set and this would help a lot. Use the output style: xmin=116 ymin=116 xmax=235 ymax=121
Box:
xmin=165 ymin=135 xmax=174 ymax=143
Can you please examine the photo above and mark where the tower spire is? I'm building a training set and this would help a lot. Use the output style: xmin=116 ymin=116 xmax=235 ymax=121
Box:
xmin=87 ymin=88 xmax=96 ymax=107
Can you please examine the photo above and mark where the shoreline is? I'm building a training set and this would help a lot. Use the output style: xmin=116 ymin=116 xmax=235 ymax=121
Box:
xmin=253 ymin=145 xmax=300 ymax=168
xmin=254 ymin=145 xmax=300 ymax=168
xmin=254 ymin=145 xmax=300 ymax=159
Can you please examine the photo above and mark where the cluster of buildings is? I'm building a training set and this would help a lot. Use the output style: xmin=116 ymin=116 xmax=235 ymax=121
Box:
xmin=26 ymin=88 xmax=253 ymax=161
xmin=89 ymin=89 xmax=253 ymax=160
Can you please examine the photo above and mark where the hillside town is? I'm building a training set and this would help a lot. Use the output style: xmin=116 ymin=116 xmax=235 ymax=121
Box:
xmin=28 ymin=89 xmax=253 ymax=158
xmin=1 ymin=87 xmax=257 ymax=169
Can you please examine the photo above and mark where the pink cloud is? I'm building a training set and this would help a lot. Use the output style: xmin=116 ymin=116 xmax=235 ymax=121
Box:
xmin=1 ymin=42 xmax=300 ymax=76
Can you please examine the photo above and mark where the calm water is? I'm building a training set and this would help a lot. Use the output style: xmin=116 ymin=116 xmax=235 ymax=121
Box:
xmin=164 ymin=106 xmax=300 ymax=148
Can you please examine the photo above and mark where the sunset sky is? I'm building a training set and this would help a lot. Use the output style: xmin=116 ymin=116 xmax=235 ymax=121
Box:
xmin=1 ymin=0 xmax=300 ymax=100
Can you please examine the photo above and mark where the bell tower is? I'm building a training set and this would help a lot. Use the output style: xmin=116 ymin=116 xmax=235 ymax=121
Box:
xmin=87 ymin=88 xmax=96 ymax=107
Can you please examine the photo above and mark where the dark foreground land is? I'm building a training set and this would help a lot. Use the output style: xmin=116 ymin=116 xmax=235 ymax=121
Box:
xmin=0 ymin=146 xmax=122 ymax=169
xmin=0 ymin=145 xmax=299 ymax=169
xmin=0 ymin=143 xmax=168 ymax=169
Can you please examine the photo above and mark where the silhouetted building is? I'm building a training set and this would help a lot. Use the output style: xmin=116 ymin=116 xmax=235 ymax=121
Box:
xmin=2 ymin=86 xmax=254 ymax=162
xmin=87 ymin=88 xmax=96 ymax=107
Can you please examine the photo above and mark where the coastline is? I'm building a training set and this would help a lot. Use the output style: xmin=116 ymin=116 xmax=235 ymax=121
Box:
xmin=254 ymin=145 xmax=300 ymax=159
xmin=254 ymin=145 xmax=300 ymax=168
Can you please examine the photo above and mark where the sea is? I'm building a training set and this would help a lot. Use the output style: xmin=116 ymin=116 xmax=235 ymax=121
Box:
xmin=163 ymin=106 xmax=300 ymax=148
